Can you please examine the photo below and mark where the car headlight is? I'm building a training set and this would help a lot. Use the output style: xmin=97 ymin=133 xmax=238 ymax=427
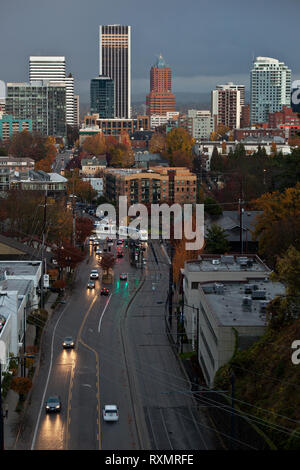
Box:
xmin=46 ymin=406 xmax=50 ymax=409
xmin=56 ymin=405 xmax=60 ymax=409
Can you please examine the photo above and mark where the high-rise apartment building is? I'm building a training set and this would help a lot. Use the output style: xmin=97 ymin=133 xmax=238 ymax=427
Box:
xmin=6 ymin=81 xmax=66 ymax=137
xmin=146 ymin=55 xmax=175 ymax=118
xmin=250 ymin=57 xmax=291 ymax=124
xmin=99 ymin=25 xmax=131 ymax=119
xmin=211 ymin=83 xmax=242 ymax=129
xmin=90 ymin=77 xmax=115 ymax=118
xmin=74 ymin=95 xmax=80 ymax=127
xmin=29 ymin=56 xmax=75 ymax=127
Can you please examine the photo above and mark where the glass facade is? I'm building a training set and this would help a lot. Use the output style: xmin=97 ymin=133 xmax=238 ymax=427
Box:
xmin=6 ymin=82 xmax=66 ymax=137
xmin=91 ymin=77 xmax=115 ymax=118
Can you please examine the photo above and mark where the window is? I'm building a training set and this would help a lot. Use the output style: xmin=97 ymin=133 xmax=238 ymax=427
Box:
xmin=191 ymin=282 xmax=198 ymax=289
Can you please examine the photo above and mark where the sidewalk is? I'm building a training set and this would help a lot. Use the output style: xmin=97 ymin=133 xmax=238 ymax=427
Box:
xmin=3 ymin=292 xmax=58 ymax=450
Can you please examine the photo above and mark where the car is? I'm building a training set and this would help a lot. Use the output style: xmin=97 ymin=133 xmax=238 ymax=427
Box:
xmin=45 ymin=395 xmax=61 ymax=413
xmin=100 ymin=287 xmax=110 ymax=296
xmin=95 ymin=249 xmax=102 ymax=256
xmin=62 ymin=337 xmax=75 ymax=349
xmin=90 ymin=270 xmax=99 ymax=280
xmin=103 ymin=404 xmax=119 ymax=422
xmin=93 ymin=239 xmax=100 ymax=245
xmin=89 ymin=235 xmax=96 ymax=241
xmin=120 ymin=273 xmax=127 ymax=281
xmin=87 ymin=281 xmax=95 ymax=289
xmin=117 ymin=239 xmax=123 ymax=245
xmin=117 ymin=251 xmax=124 ymax=258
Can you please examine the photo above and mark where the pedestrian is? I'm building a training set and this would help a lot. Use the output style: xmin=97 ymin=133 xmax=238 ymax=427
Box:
xmin=4 ymin=403 xmax=8 ymax=419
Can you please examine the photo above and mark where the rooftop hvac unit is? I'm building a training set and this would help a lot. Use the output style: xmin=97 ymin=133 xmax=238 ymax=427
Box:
xmin=251 ymin=290 xmax=266 ymax=300
xmin=259 ymin=300 xmax=269 ymax=312
xmin=240 ymin=262 xmax=248 ymax=269
xmin=242 ymin=296 xmax=252 ymax=307
xmin=220 ymin=255 xmax=234 ymax=264
xmin=212 ymin=259 xmax=220 ymax=265
xmin=214 ymin=283 xmax=225 ymax=294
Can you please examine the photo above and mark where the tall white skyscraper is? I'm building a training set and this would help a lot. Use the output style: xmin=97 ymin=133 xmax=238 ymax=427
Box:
xmin=250 ymin=57 xmax=291 ymax=124
xmin=99 ymin=25 xmax=131 ymax=119
xmin=29 ymin=56 xmax=75 ymax=127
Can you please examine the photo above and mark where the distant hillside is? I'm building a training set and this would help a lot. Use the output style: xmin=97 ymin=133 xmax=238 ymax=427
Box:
xmin=214 ymin=319 xmax=300 ymax=449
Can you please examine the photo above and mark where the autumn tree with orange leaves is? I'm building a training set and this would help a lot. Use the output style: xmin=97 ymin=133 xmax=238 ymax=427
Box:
xmin=253 ymin=183 xmax=300 ymax=265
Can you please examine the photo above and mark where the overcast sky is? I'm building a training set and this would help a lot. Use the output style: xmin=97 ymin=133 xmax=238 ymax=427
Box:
xmin=1 ymin=0 xmax=299 ymax=103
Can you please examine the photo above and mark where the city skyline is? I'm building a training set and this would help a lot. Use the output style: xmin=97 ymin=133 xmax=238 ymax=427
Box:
xmin=1 ymin=0 xmax=299 ymax=104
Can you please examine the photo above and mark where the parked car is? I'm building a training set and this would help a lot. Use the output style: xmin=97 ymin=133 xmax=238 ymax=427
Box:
xmin=45 ymin=396 xmax=61 ymax=413
xmin=103 ymin=404 xmax=119 ymax=422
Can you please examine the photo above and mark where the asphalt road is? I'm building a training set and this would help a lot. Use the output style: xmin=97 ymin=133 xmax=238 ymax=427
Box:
xmin=15 ymin=238 xmax=219 ymax=450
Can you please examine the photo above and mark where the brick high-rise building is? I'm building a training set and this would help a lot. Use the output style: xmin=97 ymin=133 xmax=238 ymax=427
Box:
xmin=146 ymin=55 xmax=175 ymax=118
xmin=211 ymin=83 xmax=243 ymax=130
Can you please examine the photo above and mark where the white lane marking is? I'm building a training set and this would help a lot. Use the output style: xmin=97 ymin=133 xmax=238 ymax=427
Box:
xmin=31 ymin=304 xmax=69 ymax=450
xmin=98 ymin=294 xmax=112 ymax=333
xmin=82 ymin=384 xmax=92 ymax=388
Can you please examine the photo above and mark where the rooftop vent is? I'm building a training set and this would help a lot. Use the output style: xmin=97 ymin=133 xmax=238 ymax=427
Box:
xmin=212 ymin=259 xmax=220 ymax=265
xmin=242 ymin=296 xmax=252 ymax=308
xmin=251 ymin=290 xmax=266 ymax=300
xmin=214 ymin=283 xmax=224 ymax=294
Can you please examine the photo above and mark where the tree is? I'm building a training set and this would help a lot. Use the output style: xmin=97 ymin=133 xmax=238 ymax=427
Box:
xmin=210 ymin=146 xmax=224 ymax=172
xmin=149 ymin=132 xmax=167 ymax=154
xmin=99 ymin=252 xmax=115 ymax=275
xmin=11 ymin=377 xmax=32 ymax=401
xmin=76 ymin=216 xmax=94 ymax=243
xmin=216 ymin=124 xmax=230 ymax=137
xmin=109 ymin=143 xmax=134 ymax=167
xmin=266 ymin=246 xmax=300 ymax=330
xmin=67 ymin=125 xmax=79 ymax=147
xmin=204 ymin=197 xmax=223 ymax=216
xmin=271 ymin=245 xmax=300 ymax=297
xmin=53 ymin=243 xmax=85 ymax=271
xmin=172 ymin=149 xmax=193 ymax=168
xmin=9 ymin=131 xmax=47 ymax=161
xmin=205 ymin=224 xmax=229 ymax=254
xmin=82 ymin=132 xmax=106 ymax=156
xmin=165 ymin=128 xmax=194 ymax=166
xmin=253 ymin=184 xmax=300 ymax=265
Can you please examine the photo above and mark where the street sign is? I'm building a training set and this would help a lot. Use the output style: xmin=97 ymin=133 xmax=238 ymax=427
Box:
xmin=43 ymin=274 xmax=49 ymax=288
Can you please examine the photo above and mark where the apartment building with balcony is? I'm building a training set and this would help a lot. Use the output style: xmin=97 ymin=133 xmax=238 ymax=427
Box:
xmin=103 ymin=167 xmax=196 ymax=205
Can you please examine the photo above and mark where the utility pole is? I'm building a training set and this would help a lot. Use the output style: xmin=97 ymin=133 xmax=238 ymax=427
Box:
xmin=230 ymin=370 xmax=236 ymax=450
xmin=239 ymin=177 xmax=244 ymax=254
xmin=168 ymin=244 xmax=174 ymax=326
xmin=41 ymin=190 xmax=47 ymax=310
xmin=0 ymin=361 xmax=4 ymax=450
xmin=71 ymin=170 xmax=76 ymax=247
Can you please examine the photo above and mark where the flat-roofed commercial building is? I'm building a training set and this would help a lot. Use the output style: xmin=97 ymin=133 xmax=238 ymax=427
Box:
xmin=181 ymin=255 xmax=285 ymax=387
xmin=103 ymin=166 xmax=196 ymax=205
xmin=83 ymin=114 xmax=149 ymax=136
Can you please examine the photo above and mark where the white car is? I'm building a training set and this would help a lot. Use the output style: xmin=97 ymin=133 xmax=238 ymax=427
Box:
xmin=103 ymin=405 xmax=119 ymax=422
xmin=90 ymin=270 xmax=99 ymax=280
xmin=96 ymin=249 xmax=102 ymax=256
